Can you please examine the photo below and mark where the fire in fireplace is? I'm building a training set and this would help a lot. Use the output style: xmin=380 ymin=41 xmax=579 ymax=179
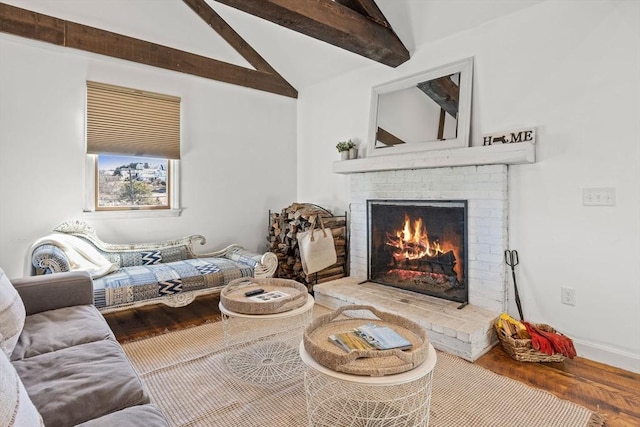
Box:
xmin=367 ymin=200 xmax=468 ymax=304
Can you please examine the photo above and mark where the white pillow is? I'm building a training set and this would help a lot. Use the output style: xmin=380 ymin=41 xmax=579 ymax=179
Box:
xmin=0 ymin=267 xmax=26 ymax=357
xmin=0 ymin=342 xmax=44 ymax=426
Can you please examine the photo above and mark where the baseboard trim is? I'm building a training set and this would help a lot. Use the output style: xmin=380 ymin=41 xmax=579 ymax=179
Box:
xmin=574 ymin=338 xmax=640 ymax=374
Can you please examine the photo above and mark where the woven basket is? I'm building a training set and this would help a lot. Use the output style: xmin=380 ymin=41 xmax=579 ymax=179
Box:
xmin=303 ymin=305 xmax=428 ymax=376
xmin=220 ymin=277 xmax=307 ymax=315
xmin=495 ymin=323 xmax=565 ymax=362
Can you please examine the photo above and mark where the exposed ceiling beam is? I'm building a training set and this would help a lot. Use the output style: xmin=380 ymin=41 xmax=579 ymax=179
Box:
xmin=334 ymin=0 xmax=390 ymax=28
xmin=417 ymin=76 xmax=460 ymax=118
xmin=0 ymin=2 xmax=298 ymax=98
xmin=214 ymin=0 xmax=410 ymax=67
xmin=376 ymin=127 xmax=406 ymax=146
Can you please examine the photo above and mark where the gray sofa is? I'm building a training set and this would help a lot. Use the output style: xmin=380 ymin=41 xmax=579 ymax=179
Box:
xmin=1 ymin=269 xmax=169 ymax=427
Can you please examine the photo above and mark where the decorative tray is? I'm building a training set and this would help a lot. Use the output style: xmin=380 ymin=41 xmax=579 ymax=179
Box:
xmin=303 ymin=305 xmax=428 ymax=376
xmin=221 ymin=277 xmax=307 ymax=315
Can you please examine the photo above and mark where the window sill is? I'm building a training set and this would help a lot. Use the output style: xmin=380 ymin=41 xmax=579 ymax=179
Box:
xmin=83 ymin=209 xmax=182 ymax=219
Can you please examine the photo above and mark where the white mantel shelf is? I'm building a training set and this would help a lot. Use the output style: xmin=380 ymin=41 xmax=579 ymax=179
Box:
xmin=333 ymin=142 xmax=535 ymax=174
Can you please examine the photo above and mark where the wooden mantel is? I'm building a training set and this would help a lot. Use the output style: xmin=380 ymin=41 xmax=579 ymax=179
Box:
xmin=333 ymin=142 xmax=536 ymax=174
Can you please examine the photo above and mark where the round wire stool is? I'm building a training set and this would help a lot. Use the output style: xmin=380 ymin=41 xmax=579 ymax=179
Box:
xmin=300 ymin=343 xmax=436 ymax=427
xmin=219 ymin=294 xmax=314 ymax=384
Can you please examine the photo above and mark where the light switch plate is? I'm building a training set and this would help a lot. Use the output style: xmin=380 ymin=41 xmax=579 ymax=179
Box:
xmin=583 ymin=188 xmax=616 ymax=206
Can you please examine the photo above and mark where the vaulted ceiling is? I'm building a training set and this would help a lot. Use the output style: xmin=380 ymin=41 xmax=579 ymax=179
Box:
xmin=0 ymin=0 xmax=544 ymax=97
xmin=0 ymin=0 xmax=409 ymax=98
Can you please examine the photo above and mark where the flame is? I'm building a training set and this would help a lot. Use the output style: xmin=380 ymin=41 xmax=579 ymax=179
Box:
xmin=385 ymin=214 xmax=444 ymax=261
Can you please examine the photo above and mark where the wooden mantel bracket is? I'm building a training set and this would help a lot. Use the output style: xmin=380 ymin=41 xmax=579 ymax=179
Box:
xmin=213 ymin=0 xmax=410 ymax=67
xmin=0 ymin=2 xmax=298 ymax=98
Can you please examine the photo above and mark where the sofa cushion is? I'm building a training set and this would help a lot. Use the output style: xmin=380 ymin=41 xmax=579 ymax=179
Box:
xmin=0 ymin=348 xmax=44 ymax=427
xmin=75 ymin=404 xmax=170 ymax=427
xmin=13 ymin=339 xmax=149 ymax=427
xmin=0 ymin=268 xmax=25 ymax=357
xmin=92 ymin=257 xmax=253 ymax=309
xmin=11 ymin=305 xmax=115 ymax=361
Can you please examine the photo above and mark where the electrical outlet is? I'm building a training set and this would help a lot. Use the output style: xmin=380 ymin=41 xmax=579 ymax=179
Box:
xmin=583 ymin=188 xmax=616 ymax=206
xmin=561 ymin=287 xmax=576 ymax=306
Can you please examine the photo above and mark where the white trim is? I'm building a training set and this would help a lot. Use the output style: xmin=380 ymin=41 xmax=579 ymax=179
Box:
xmin=574 ymin=338 xmax=640 ymax=374
xmin=334 ymin=142 xmax=535 ymax=174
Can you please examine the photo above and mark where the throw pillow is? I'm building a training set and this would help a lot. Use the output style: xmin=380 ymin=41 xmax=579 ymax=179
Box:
xmin=0 ymin=342 xmax=44 ymax=426
xmin=0 ymin=267 xmax=26 ymax=357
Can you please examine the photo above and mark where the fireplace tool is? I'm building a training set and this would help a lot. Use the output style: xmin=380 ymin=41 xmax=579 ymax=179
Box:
xmin=504 ymin=249 xmax=524 ymax=320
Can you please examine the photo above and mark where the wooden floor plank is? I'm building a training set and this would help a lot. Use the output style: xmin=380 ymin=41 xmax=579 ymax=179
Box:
xmin=103 ymin=296 xmax=640 ymax=427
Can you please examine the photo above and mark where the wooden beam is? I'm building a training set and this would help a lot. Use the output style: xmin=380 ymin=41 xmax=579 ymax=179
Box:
xmin=182 ymin=0 xmax=274 ymax=75
xmin=214 ymin=0 xmax=409 ymax=67
xmin=417 ymin=76 xmax=459 ymax=118
xmin=334 ymin=0 xmax=390 ymax=28
xmin=376 ymin=127 xmax=406 ymax=146
xmin=0 ymin=3 xmax=297 ymax=98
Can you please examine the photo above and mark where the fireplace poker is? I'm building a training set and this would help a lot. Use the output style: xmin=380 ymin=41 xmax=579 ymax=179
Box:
xmin=504 ymin=250 xmax=524 ymax=320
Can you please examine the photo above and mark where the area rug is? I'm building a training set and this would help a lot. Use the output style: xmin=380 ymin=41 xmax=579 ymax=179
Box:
xmin=122 ymin=309 xmax=604 ymax=427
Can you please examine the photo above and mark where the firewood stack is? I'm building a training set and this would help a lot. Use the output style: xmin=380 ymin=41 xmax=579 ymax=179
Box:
xmin=268 ymin=203 xmax=347 ymax=288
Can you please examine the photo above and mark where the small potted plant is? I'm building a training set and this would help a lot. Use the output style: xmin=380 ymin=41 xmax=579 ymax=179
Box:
xmin=336 ymin=139 xmax=356 ymax=160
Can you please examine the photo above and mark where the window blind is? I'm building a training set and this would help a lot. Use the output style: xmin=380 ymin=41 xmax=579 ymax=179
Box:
xmin=86 ymin=81 xmax=181 ymax=159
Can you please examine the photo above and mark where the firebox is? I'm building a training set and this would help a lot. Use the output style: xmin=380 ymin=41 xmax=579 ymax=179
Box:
xmin=367 ymin=200 xmax=468 ymax=304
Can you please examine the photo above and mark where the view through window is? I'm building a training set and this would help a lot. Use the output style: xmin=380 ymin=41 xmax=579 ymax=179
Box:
xmin=96 ymin=154 xmax=169 ymax=210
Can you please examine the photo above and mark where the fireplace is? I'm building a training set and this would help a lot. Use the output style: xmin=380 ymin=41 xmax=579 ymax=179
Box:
xmin=367 ymin=200 xmax=468 ymax=304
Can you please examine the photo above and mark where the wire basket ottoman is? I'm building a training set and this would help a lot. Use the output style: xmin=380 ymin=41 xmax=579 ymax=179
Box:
xmin=219 ymin=293 xmax=314 ymax=384
xmin=299 ymin=342 xmax=437 ymax=427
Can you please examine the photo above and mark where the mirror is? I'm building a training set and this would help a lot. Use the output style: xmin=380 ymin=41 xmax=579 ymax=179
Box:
xmin=367 ymin=57 xmax=473 ymax=157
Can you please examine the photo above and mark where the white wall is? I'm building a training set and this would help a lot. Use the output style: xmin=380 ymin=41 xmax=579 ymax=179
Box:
xmin=297 ymin=0 xmax=640 ymax=372
xmin=0 ymin=35 xmax=298 ymax=279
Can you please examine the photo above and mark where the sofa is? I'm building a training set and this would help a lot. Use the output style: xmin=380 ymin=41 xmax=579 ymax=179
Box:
xmin=0 ymin=268 xmax=170 ymax=427
xmin=29 ymin=220 xmax=278 ymax=312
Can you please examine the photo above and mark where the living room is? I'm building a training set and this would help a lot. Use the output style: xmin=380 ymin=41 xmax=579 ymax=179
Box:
xmin=0 ymin=0 xmax=638 ymax=425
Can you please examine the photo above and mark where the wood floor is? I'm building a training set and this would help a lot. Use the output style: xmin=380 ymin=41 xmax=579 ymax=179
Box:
xmin=104 ymin=295 xmax=640 ymax=427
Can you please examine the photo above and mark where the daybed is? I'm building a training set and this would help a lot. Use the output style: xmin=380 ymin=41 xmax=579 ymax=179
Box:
xmin=29 ymin=220 xmax=278 ymax=312
xmin=0 ymin=268 xmax=170 ymax=427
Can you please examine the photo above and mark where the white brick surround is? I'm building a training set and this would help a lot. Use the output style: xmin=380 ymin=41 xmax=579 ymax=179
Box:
xmin=314 ymin=164 xmax=509 ymax=360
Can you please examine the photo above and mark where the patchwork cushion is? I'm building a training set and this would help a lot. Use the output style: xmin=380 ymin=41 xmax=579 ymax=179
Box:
xmin=0 ymin=268 xmax=26 ymax=357
xmin=31 ymin=244 xmax=71 ymax=274
xmin=13 ymin=339 xmax=149 ymax=427
xmin=11 ymin=305 xmax=115 ymax=361
xmin=92 ymin=257 xmax=252 ymax=309
xmin=0 ymin=349 xmax=44 ymax=427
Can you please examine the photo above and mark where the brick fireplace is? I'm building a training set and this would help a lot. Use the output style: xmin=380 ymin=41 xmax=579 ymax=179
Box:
xmin=314 ymin=164 xmax=509 ymax=361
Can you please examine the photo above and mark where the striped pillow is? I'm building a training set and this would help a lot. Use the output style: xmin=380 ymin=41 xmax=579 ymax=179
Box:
xmin=0 ymin=268 xmax=25 ymax=357
xmin=0 ymin=348 xmax=44 ymax=427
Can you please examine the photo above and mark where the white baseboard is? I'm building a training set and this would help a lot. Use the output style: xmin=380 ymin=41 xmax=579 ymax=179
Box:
xmin=574 ymin=338 xmax=640 ymax=374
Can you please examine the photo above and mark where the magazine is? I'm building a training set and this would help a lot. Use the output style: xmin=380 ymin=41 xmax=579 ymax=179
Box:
xmin=248 ymin=290 xmax=289 ymax=302
xmin=328 ymin=323 xmax=413 ymax=352
xmin=356 ymin=323 xmax=413 ymax=351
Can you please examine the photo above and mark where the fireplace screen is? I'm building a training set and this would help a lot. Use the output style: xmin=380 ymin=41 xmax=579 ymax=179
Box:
xmin=367 ymin=200 xmax=468 ymax=304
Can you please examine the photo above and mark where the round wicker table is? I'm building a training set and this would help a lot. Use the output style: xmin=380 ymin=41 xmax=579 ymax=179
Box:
xmin=299 ymin=342 xmax=437 ymax=427
xmin=219 ymin=294 xmax=315 ymax=384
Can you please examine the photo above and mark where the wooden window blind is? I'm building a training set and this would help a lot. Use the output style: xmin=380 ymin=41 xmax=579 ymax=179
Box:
xmin=86 ymin=81 xmax=181 ymax=159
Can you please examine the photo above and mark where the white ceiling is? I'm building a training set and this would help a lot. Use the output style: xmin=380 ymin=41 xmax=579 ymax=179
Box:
xmin=3 ymin=0 xmax=544 ymax=90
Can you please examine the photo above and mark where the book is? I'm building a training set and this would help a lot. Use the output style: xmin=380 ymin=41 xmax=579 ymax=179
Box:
xmin=356 ymin=323 xmax=413 ymax=351
xmin=328 ymin=330 xmax=376 ymax=352
xmin=248 ymin=290 xmax=289 ymax=302
xmin=328 ymin=323 xmax=413 ymax=352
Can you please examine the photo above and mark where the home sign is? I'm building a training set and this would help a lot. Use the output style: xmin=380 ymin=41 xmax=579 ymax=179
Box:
xmin=482 ymin=127 xmax=536 ymax=146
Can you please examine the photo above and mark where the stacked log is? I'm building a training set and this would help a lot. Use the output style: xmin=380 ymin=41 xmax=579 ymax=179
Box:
xmin=268 ymin=203 xmax=347 ymax=288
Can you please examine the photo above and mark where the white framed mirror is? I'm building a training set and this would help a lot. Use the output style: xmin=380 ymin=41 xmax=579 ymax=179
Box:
xmin=367 ymin=57 xmax=473 ymax=157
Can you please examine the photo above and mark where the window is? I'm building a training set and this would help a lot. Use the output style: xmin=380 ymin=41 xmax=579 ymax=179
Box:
xmin=86 ymin=82 xmax=180 ymax=212
xmin=96 ymin=155 xmax=169 ymax=210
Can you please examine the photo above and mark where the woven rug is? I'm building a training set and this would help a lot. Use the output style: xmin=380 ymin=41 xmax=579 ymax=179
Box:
xmin=122 ymin=308 xmax=604 ymax=427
